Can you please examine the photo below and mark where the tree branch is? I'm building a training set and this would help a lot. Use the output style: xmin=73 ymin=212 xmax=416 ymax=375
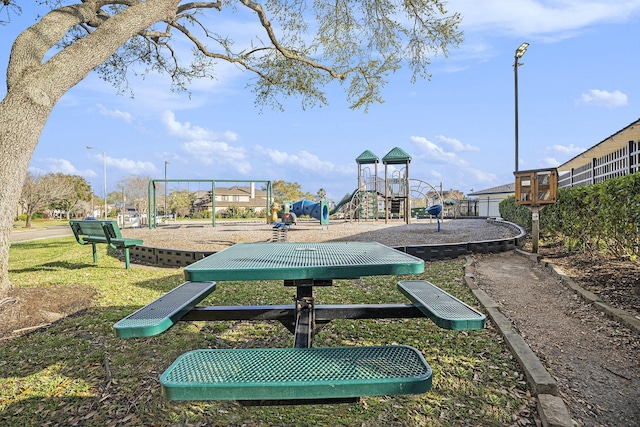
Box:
xmin=7 ymin=1 xmax=100 ymax=88
xmin=177 ymin=1 xmax=222 ymax=14
xmin=238 ymin=0 xmax=346 ymax=80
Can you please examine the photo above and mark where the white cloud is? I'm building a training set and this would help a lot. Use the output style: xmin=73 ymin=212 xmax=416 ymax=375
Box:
xmin=255 ymin=146 xmax=352 ymax=175
xmin=549 ymin=144 xmax=585 ymax=156
xmin=182 ymin=140 xmax=251 ymax=174
xmin=577 ymin=89 xmax=628 ymax=108
xmin=27 ymin=166 xmax=47 ymax=175
xmin=410 ymin=136 xmax=497 ymax=186
xmin=410 ymin=135 xmax=460 ymax=163
xmin=97 ymin=104 xmax=133 ymax=123
xmin=161 ymin=110 xmax=238 ymax=141
xmin=160 ymin=110 xmax=250 ymax=174
xmin=182 ymin=140 xmax=244 ymax=161
xmin=543 ymin=157 xmax=561 ymax=167
xmin=468 ymin=167 xmax=497 ymax=183
xmin=452 ymin=0 xmax=640 ymax=38
xmin=107 ymin=157 xmax=159 ymax=174
xmin=436 ymin=135 xmax=480 ymax=152
xmin=182 ymin=140 xmax=237 ymax=158
xmin=45 ymin=158 xmax=96 ymax=177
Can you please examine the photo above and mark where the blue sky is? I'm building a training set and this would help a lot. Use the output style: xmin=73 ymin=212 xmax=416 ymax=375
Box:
xmin=2 ymin=1 xmax=639 ymax=202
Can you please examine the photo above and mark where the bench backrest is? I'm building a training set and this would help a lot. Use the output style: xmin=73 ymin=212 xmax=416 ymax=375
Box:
xmin=101 ymin=221 xmax=123 ymax=239
xmin=69 ymin=220 xmax=123 ymax=240
xmin=70 ymin=220 xmax=106 ymax=239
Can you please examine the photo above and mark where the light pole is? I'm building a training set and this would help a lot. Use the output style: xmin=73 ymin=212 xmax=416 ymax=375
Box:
xmin=164 ymin=160 xmax=170 ymax=220
xmin=87 ymin=146 xmax=107 ymax=219
xmin=514 ymin=42 xmax=528 ymax=172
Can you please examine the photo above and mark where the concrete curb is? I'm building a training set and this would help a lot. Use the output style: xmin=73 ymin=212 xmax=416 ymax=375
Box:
xmin=463 ymin=256 xmax=572 ymax=427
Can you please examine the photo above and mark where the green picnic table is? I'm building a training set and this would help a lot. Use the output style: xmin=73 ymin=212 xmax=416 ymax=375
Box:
xmin=114 ymin=241 xmax=485 ymax=403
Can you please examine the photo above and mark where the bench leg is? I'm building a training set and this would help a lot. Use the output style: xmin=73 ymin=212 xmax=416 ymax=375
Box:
xmin=124 ymin=248 xmax=131 ymax=269
xmin=91 ymin=243 xmax=98 ymax=263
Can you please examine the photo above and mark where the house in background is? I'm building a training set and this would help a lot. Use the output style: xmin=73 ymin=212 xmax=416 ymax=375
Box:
xmin=193 ymin=183 xmax=269 ymax=216
xmin=558 ymin=118 xmax=640 ymax=187
xmin=467 ymin=184 xmax=515 ymax=218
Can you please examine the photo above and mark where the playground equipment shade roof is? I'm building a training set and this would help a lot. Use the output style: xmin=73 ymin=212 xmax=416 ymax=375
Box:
xmin=383 ymin=147 xmax=412 ymax=164
xmin=356 ymin=150 xmax=380 ymax=164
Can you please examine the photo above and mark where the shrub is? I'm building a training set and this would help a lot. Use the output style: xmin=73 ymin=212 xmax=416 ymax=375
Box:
xmin=499 ymin=196 xmax=532 ymax=231
xmin=544 ymin=174 xmax=639 ymax=259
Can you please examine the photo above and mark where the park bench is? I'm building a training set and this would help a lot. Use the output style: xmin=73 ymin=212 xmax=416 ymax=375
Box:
xmin=397 ymin=280 xmax=486 ymax=330
xmin=69 ymin=220 xmax=143 ymax=269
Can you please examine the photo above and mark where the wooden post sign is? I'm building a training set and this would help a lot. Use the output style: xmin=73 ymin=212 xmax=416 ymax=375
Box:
xmin=514 ymin=168 xmax=558 ymax=253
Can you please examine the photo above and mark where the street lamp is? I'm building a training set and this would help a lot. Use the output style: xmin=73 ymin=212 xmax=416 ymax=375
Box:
xmin=87 ymin=146 xmax=107 ymax=219
xmin=164 ymin=160 xmax=170 ymax=220
xmin=514 ymin=42 xmax=529 ymax=172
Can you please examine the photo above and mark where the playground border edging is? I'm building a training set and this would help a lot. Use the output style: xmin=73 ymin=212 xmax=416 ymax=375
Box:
xmin=129 ymin=219 xmax=527 ymax=267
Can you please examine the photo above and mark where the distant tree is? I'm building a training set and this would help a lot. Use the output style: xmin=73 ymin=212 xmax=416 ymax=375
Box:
xmin=19 ymin=172 xmax=74 ymax=227
xmin=116 ymin=175 xmax=151 ymax=216
xmin=73 ymin=199 xmax=93 ymax=219
xmin=272 ymin=180 xmax=305 ymax=203
xmin=107 ymin=190 xmax=124 ymax=216
xmin=0 ymin=0 xmax=462 ymax=302
xmin=49 ymin=174 xmax=92 ymax=219
xmin=170 ymin=189 xmax=195 ymax=218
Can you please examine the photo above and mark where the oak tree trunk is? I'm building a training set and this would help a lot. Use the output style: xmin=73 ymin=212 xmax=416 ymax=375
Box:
xmin=0 ymin=0 xmax=180 ymax=298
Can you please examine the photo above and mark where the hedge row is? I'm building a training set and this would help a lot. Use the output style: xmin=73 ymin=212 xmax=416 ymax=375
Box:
xmin=499 ymin=173 xmax=640 ymax=260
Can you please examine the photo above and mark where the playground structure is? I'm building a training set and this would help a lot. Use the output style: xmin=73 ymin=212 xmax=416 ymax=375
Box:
xmin=330 ymin=148 xmax=445 ymax=224
xmin=147 ymin=179 xmax=272 ymax=228
xmin=145 ymin=149 xmax=451 ymax=228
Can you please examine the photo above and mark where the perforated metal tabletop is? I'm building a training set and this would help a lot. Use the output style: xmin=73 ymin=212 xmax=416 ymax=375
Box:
xmin=184 ymin=242 xmax=424 ymax=282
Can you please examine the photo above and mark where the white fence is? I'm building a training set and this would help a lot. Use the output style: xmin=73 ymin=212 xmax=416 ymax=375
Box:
xmin=558 ymin=140 xmax=639 ymax=187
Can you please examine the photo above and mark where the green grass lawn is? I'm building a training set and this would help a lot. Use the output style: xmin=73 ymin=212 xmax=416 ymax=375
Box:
xmin=12 ymin=219 xmax=70 ymax=230
xmin=1 ymin=238 xmax=533 ymax=426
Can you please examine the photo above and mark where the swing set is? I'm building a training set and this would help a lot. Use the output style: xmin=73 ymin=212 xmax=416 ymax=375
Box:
xmin=147 ymin=179 xmax=273 ymax=229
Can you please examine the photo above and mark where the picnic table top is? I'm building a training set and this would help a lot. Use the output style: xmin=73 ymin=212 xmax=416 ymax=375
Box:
xmin=183 ymin=241 xmax=425 ymax=282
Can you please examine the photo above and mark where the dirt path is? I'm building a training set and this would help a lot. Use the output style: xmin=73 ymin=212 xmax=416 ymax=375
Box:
xmin=472 ymin=251 xmax=640 ymax=427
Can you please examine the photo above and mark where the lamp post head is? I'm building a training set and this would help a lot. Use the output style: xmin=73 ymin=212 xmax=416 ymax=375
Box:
xmin=515 ymin=42 xmax=529 ymax=58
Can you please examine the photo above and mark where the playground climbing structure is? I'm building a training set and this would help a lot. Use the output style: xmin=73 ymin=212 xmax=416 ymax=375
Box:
xmin=335 ymin=148 xmax=444 ymax=223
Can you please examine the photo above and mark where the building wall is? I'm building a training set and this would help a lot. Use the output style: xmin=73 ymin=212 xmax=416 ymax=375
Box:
xmin=477 ymin=194 xmax=510 ymax=217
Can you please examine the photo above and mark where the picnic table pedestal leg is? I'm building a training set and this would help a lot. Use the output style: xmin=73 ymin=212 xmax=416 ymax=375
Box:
xmin=285 ymin=279 xmax=332 ymax=348
xmin=293 ymin=286 xmax=314 ymax=348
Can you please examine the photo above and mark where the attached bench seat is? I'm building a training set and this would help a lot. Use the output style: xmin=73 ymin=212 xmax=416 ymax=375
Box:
xmin=160 ymin=345 xmax=432 ymax=401
xmin=397 ymin=280 xmax=486 ymax=330
xmin=114 ymin=281 xmax=217 ymax=338
xmin=69 ymin=220 xmax=143 ymax=269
